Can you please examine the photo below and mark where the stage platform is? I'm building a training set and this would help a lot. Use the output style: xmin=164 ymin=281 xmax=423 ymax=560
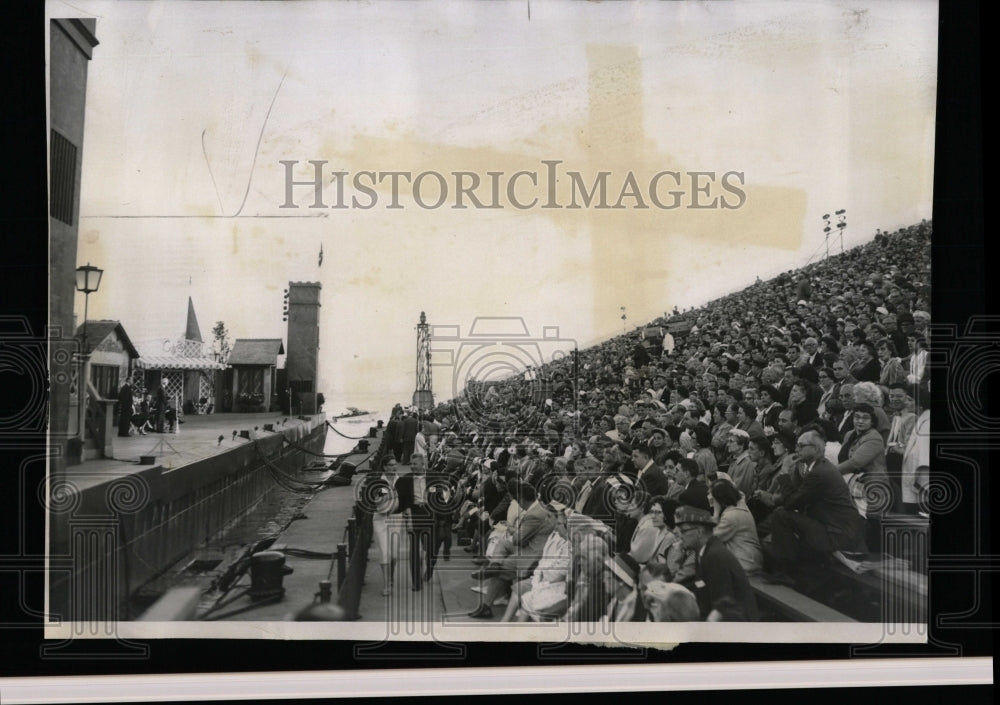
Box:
xmin=60 ymin=412 xmax=326 ymax=492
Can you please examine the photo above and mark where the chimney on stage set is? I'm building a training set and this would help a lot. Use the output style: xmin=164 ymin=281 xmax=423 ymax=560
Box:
xmin=284 ymin=282 xmax=321 ymax=415
xmin=413 ymin=311 xmax=434 ymax=410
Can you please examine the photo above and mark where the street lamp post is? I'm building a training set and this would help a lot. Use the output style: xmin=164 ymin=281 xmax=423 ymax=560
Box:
xmin=76 ymin=263 xmax=104 ymax=351
xmin=75 ymin=263 xmax=103 ymax=450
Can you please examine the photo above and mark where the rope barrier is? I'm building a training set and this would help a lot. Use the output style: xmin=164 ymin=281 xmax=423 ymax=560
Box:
xmin=254 ymin=444 xmax=329 ymax=494
xmin=283 ymin=435 xmax=354 ymax=459
xmin=326 ymin=420 xmax=371 ymax=441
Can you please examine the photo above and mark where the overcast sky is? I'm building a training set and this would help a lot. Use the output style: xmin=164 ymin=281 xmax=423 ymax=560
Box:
xmin=51 ymin=0 xmax=938 ymax=414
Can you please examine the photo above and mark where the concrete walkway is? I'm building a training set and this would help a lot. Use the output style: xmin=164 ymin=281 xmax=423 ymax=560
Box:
xmin=212 ymin=443 xmax=507 ymax=624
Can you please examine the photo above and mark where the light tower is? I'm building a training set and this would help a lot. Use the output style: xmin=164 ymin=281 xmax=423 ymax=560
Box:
xmin=835 ymin=209 xmax=847 ymax=253
xmin=413 ymin=311 xmax=434 ymax=410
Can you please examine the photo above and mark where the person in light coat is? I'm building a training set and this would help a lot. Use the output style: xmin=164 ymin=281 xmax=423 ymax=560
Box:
xmin=709 ymin=480 xmax=763 ymax=576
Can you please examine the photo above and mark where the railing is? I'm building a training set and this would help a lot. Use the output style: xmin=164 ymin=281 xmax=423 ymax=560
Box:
xmin=335 ymin=426 xmax=383 ymax=620
xmin=84 ymin=380 xmax=105 ymax=445
xmin=84 ymin=380 xmax=117 ymax=458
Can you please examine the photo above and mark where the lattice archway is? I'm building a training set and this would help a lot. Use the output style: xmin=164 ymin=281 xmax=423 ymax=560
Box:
xmin=161 ymin=372 xmax=184 ymax=407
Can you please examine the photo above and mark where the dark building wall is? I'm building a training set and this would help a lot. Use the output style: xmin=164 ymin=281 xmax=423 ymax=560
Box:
xmin=285 ymin=282 xmax=321 ymax=414
xmin=49 ymin=19 xmax=98 ymax=469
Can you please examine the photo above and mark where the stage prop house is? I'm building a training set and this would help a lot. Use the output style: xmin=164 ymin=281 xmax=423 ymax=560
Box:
xmin=71 ymin=319 xmax=140 ymax=460
xmin=132 ymin=338 xmax=226 ymax=416
xmin=227 ymin=338 xmax=284 ymax=413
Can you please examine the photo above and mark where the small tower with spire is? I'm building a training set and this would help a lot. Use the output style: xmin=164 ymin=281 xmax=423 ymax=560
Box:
xmin=185 ymin=296 xmax=203 ymax=342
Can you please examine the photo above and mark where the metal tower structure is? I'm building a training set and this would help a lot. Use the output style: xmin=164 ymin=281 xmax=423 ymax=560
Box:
xmin=413 ymin=311 xmax=434 ymax=410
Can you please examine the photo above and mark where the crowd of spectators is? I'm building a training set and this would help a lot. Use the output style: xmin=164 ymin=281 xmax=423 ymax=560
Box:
xmin=367 ymin=222 xmax=932 ymax=622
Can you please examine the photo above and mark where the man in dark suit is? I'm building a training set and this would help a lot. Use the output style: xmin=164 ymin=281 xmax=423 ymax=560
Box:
xmin=631 ymin=445 xmax=670 ymax=499
xmin=581 ymin=441 xmax=633 ymax=525
xmin=802 ymin=337 xmax=824 ymax=368
xmin=392 ymin=456 xmax=457 ymax=590
xmin=762 ymin=428 xmax=866 ymax=580
xmin=117 ymin=380 xmax=134 ymax=437
xmin=830 ymin=360 xmax=857 ymax=402
xmin=400 ymin=412 xmax=419 ymax=464
xmin=835 ymin=383 xmax=856 ymax=438
xmin=674 ymin=458 xmax=709 ymax=511
xmin=153 ymin=382 xmax=167 ymax=433
xmin=384 ymin=410 xmax=404 ymax=462
xmin=774 ymin=366 xmax=794 ymax=408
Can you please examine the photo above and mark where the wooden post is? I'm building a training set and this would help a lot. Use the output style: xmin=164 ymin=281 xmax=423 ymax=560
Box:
xmin=336 ymin=543 xmax=347 ymax=589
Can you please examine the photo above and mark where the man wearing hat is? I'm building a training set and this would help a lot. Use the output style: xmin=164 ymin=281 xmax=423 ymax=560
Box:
xmin=674 ymin=505 xmax=758 ymax=621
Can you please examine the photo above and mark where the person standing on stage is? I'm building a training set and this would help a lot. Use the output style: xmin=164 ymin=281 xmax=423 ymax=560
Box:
xmin=117 ymin=379 xmax=134 ymax=437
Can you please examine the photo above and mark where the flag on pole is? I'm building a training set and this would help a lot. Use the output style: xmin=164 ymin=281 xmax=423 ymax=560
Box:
xmin=318 ymin=242 xmax=323 ymax=267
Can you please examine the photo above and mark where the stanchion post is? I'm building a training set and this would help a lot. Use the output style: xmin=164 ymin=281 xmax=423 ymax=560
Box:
xmin=347 ymin=517 xmax=356 ymax=556
xmin=336 ymin=543 xmax=348 ymax=589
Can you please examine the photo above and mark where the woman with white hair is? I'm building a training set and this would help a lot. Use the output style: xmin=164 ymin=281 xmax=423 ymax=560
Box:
xmin=852 ymin=381 xmax=891 ymax=442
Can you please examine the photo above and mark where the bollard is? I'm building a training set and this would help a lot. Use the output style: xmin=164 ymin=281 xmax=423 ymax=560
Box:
xmin=336 ymin=543 xmax=348 ymax=589
xmin=368 ymin=426 xmax=377 ymax=438
xmin=347 ymin=517 xmax=356 ymax=556
xmin=316 ymin=580 xmax=332 ymax=603
xmin=248 ymin=551 xmax=293 ymax=601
